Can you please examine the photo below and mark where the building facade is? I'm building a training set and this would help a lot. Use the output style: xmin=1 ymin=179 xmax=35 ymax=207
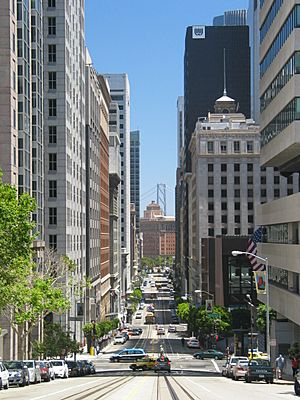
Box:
xmin=130 ymin=130 xmax=140 ymax=233
xmin=213 ymin=9 xmax=247 ymax=26
xmin=257 ymin=0 xmax=300 ymax=356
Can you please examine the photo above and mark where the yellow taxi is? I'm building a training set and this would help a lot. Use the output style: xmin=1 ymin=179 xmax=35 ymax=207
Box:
xmin=129 ymin=356 xmax=157 ymax=371
xmin=248 ymin=350 xmax=269 ymax=360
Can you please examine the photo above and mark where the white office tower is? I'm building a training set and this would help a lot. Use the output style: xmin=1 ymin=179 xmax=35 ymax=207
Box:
xmin=43 ymin=0 xmax=86 ymax=340
xmin=104 ymin=74 xmax=131 ymax=294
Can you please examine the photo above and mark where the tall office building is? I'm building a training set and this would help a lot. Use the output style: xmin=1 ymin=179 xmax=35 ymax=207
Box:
xmin=213 ymin=9 xmax=247 ymax=26
xmin=184 ymin=25 xmax=250 ymax=173
xmin=177 ymin=97 xmax=184 ymax=168
xmin=258 ymin=1 xmax=300 ymax=353
xmin=130 ymin=130 xmax=140 ymax=232
xmin=104 ymin=74 xmax=131 ymax=294
xmin=43 ymin=0 xmax=86 ymax=341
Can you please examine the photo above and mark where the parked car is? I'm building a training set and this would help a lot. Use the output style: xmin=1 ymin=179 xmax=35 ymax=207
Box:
xmin=135 ymin=312 xmax=143 ymax=319
xmin=0 ymin=361 xmax=9 ymax=389
xmin=50 ymin=360 xmax=68 ymax=378
xmin=225 ymin=356 xmax=249 ymax=378
xmin=48 ymin=361 xmax=55 ymax=380
xmin=80 ymin=360 xmax=95 ymax=375
xmin=3 ymin=360 xmax=29 ymax=387
xmin=153 ymin=356 xmax=171 ymax=373
xmin=171 ymin=316 xmax=179 ymax=324
xmin=187 ymin=338 xmax=200 ymax=349
xmin=120 ymin=330 xmax=129 ymax=342
xmin=128 ymin=328 xmax=141 ymax=336
xmin=247 ymin=350 xmax=269 ymax=360
xmin=244 ymin=359 xmax=274 ymax=383
xmin=23 ymin=360 xmax=42 ymax=384
xmin=193 ymin=349 xmax=224 ymax=360
xmin=295 ymin=368 xmax=300 ymax=395
xmin=66 ymin=361 xmax=80 ymax=377
xmin=77 ymin=360 xmax=88 ymax=376
xmin=231 ymin=359 xmax=249 ymax=380
xmin=36 ymin=361 xmax=51 ymax=382
xmin=110 ymin=348 xmax=147 ymax=363
xmin=129 ymin=356 xmax=157 ymax=371
xmin=114 ymin=334 xmax=126 ymax=344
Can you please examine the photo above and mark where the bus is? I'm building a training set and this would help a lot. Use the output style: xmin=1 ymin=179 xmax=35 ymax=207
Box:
xmin=145 ymin=312 xmax=156 ymax=324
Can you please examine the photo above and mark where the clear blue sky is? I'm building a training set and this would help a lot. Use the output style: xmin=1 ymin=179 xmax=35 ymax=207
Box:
xmin=85 ymin=0 xmax=249 ymax=216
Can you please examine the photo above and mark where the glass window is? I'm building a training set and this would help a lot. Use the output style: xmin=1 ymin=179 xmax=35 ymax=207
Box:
xmin=207 ymin=141 xmax=214 ymax=153
xmin=221 ymin=164 xmax=227 ymax=172
xmin=247 ymin=141 xmax=254 ymax=153
xmin=208 ymin=190 xmax=214 ymax=198
xmin=49 ymin=153 xmax=57 ymax=171
xmin=235 ymin=215 xmax=240 ymax=223
xmin=233 ymin=141 xmax=240 ymax=153
xmin=49 ymin=126 xmax=57 ymax=144
xmin=48 ymin=71 xmax=56 ymax=90
xmin=220 ymin=141 xmax=227 ymax=153
xmin=234 ymin=176 xmax=240 ymax=184
xmin=221 ymin=189 xmax=227 ymax=198
xmin=234 ymin=163 xmax=240 ymax=172
xmin=208 ymin=228 xmax=214 ymax=236
xmin=49 ymin=99 xmax=57 ymax=117
xmin=208 ymin=164 xmax=214 ymax=172
xmin=208 ymin=215 xmax=214 ymax=223
xmin=221 ymin=202 xmax=227 ymax=210
xmin=208 ymin=176 xmax=214 ymax=185
xmin=48 ymin=17 xmax=56 ymax=35
xmin=49 ymin=180 xmax=57 ymax=198
xmin=49 ymin=207 xmax=57 ymax=225
xmin=208 ymin=202 xmax=214 ymax=211
xmin=48 ymin=44 xmax=56 ymax=63
xmin=221 ymin=176 xmax=227 ymax=185
xmin=247 ymin=163 xmax=253 ymax=172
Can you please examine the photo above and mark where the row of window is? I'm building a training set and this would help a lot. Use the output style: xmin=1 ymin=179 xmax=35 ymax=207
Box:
xmin=260 ymin=52 xmax=300 ymax=113
xmin=260 ymin=5 xmax=300 ymax=77
xmin=208 ymin=188 xmax=286 ymax=199
xmin=206 ymin=140 xmax=254 ymax=154
xmin=261 ymin=97 xmax=300 ymax=147
xmin=207 ymin=175 xmax=286 ymax=185
xmin=260 ymin=0 xmax=283 ymax=44
xmin=208 ymin=228 xmax=253 ymax=236
xmin=208 ymin=163 xmax=254 ymax=172
xmin=207 ymin=215 xmax=254 ymax=223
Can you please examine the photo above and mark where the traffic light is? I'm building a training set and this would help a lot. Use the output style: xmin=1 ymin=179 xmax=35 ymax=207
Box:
xmin=215 ymin=335 xmax=219 ymax=342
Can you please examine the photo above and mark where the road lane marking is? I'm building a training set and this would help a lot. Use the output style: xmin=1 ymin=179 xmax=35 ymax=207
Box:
xmin=211 ymin=359 xmax=220 ymax=372
xmin=31 ymin=379 xmax=100 ymax=399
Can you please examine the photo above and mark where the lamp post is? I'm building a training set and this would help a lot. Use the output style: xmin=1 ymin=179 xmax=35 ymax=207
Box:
xmin=232 ymin=250 xmax=270 ymax=358
xmin=246 ymin=294 xmax=255 ymax=360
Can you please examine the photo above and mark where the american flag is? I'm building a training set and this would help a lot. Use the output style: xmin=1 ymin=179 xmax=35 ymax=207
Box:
xmin=246 ymin=227 xmax=265 ymax=271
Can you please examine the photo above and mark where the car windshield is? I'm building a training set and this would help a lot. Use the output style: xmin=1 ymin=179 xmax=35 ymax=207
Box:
xmin=51 ymin=361 xmax=63 ymax=366
xmin=24 ymin=361 xmax=34 ymax=368
xmin=4 ymin=361 xmax=23 ymax=369
xmin=250 ymin=359 xmax=270 ymax=366
xmin=67 ymin=361 xmax=77 ymax=367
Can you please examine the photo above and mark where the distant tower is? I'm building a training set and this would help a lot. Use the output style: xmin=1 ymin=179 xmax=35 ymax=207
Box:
xmin=157 ymin=184 xmax=166 ymax=215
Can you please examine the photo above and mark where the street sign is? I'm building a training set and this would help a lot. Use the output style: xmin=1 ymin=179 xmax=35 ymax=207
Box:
xmin=69 ymin=316 xmax=83 ymax=321
xmin=208 ymin=313 xmax=221 ymax=318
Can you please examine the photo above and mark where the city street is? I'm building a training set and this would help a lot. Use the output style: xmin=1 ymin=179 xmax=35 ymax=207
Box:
xmin=0 ymin=297 xmax=296 ymax=399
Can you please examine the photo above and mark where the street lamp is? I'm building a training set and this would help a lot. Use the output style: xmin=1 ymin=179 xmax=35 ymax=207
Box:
xmin=246 ymin=294 xmax=255 ymax=360
xmin=194 ymin=289 xmax=214 ymax=302
xmin=232 ymin=250 xmax=270 ymax=358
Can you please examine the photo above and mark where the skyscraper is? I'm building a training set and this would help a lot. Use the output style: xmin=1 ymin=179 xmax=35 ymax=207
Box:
xmin=104 ymin=74 xmax=131 ymax=294
xmin=213 ymin=9 xmax=247 ymax=26
xmin=130 ymin=130 xmax=140 ymax=232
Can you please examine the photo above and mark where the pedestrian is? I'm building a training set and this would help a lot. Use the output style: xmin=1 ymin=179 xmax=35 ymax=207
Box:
xmin=292 ymin=357 xmax=299 ymax=377
xmin=181 ymin=337 xmax=185 ymax=347
xmin=275 ymin=354 xmax=285 ymax=379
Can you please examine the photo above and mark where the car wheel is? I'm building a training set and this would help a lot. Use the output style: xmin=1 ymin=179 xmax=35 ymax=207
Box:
xmin=295 ymin=380 xmax=300 ymax=395
xmin=214 ymin=356 xmax=219 ymax=360
xmin=196 ymin=355 xmax=200 ymax=359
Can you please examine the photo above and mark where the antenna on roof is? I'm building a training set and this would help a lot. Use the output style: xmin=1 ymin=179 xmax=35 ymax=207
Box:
xmin=223 ymin=48 xmax=227 ymax=96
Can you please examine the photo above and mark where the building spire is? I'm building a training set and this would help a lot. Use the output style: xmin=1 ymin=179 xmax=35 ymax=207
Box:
xmin=223 ymin=48 xmax=227 ymax=96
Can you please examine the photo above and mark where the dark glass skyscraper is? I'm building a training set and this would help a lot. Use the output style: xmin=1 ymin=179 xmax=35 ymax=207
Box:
xmin=184 ymin=25 xmax=250 ymax=172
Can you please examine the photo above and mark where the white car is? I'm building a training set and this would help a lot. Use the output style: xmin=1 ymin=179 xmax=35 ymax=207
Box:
xmin=23 ymin=360 xmax=42 ymax=384
xmin=157 ymin=326 xmax=165 ymax=335
xmin=168 ymin=325 xmax=176 ymax=333
xmin=48 ymin=361 xmax=55 ymax=380
xmin=50 ymin=360 xmax=68 ymax=378
xmin=0 ymin=361 xmax=9 ymax=390
xmin=187 ymin=338 xmax=200 ymax=348
xmin=135 ymin=312 xmax=143 ymax=319
xmin=114 ymin=335 xmax=126 ymax=344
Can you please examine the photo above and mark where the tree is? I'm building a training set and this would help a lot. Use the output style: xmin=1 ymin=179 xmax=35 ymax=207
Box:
xmin=176 ymin=302 xmax=190 ymax=322
xmin=32 ymin=323 xmax=79 ymax=359
xmin=256 ymin=303 xmax=276 ymax=333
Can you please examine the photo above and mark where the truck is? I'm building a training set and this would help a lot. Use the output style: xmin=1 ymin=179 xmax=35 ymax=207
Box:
xmin=244 ymin=359 xmax=274 ymax=383
xmin=145 ymin=312 xmax=156 ymax=324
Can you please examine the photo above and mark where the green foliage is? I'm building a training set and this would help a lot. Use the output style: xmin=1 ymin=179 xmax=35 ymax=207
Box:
xmin=32 ymin=323 xmax=79 ymax=359
xmin=256 ymin=303 xmax=276 ymax=333
xmin=288 ymin=342 xmax=300 ymax=360
xmin=83 ymin=318 xmax=119 ymax=339
xmin=176 ymin=302 xmax=190 ymax=322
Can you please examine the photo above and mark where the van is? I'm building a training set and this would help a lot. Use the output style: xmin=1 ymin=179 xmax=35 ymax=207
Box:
xmin=110 ymin=348 xmax=146 ymax=362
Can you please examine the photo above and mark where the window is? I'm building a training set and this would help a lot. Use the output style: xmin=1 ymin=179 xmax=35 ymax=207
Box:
xmin=287 ymin=175 xmax=293 ymax=184
xmin=49 ymin=126 xmax=57 ymax=144
xmin=49 ymin=234 xmax=57 ymax=250
xmin=207 ymin=141 xmax=214 ymax=153
xmin=247 ymin=176 xmax=253 ymax=185
xmin=208 ymin=176 xmax=214 ymax=185
xmin=248 ymin=215 xmax=254 ymax=223
xmin=235 ymin=215 xmax=240 ymax=223
xmin=288 ymin=188 xmax=293 ymax=195
xmin=48 ymin=17 xmax=56 ymax=35
xmin=274 ymin=188 xmax=280 ymax=197
xmin=235 ymin=228 xmax=241 ymax=235
xmin=49 ymin=99 xmax=57 ymax=117
xmin=261 ymin=189 xmax=267 ymax=197
xmin=48 ymin=71 xmax=56 ymax=90
xmin=222 ymin=228 xmax=227 ymax=235
xmin=48 ymin=0 xmax=56 ymax=7
xmin=221 ymin=164 xmax=227 ymax=172
xmin=274 ymin=175 xmax=280 ymax=184
xmin=208 ymin=202 xmax=214 ymax=211
xmin=208 ymin=189 xmax=214 ymax=198
xmin=208 ymin=215 xmax=214 ymax=223
xmin=221 ymin=215 xmax=227 ymax=223
xmin=234 ymin=163 xmax=240 ymax=172
xmin=247 ymin=141 xmax=254 ymax=153
xmin=221 ymin=202 xmax=227 ymax=210
xmin=234 ymin=176 xmax=240 ymax=185
xmin=48 ymin=44 xmax=56 ymax=63
xmin=247 ymin=163 xmax=253 ymax=172
xmin=234 ymin=189 xmax=240 ymax=197
xmin=208 ymin=228 xmax=214 ymax=236
xmin=261 ymin=176 xmax=266 ymax=184
xmin=248 ymin=189 xmax=253 ymax=197
xmin=49 ymin=153 xmax=57 ymax=171
xmin=221 ymin=189 xmax=227 ymax=198
xmin=235 ymin=202 xmax=240 ymax=210
xmin=220 ymin=141 xmax=227 ymax=153
xmin=248 ymin=228 xmax=254 ymax=235
xmin=234 ymin=141 xmax=240 ymax=153
xmin=49 ymin=180 xmax=57 ymax=198
xmin=208 ymin=164 xmax=214 ymax=172
xmin=49 ymin=207 xmax=57 ymax=225
xmin=221 ymin=176 xmax=227 ymax=185
xmin=248 ymin=202 xmax=253 ymax=210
